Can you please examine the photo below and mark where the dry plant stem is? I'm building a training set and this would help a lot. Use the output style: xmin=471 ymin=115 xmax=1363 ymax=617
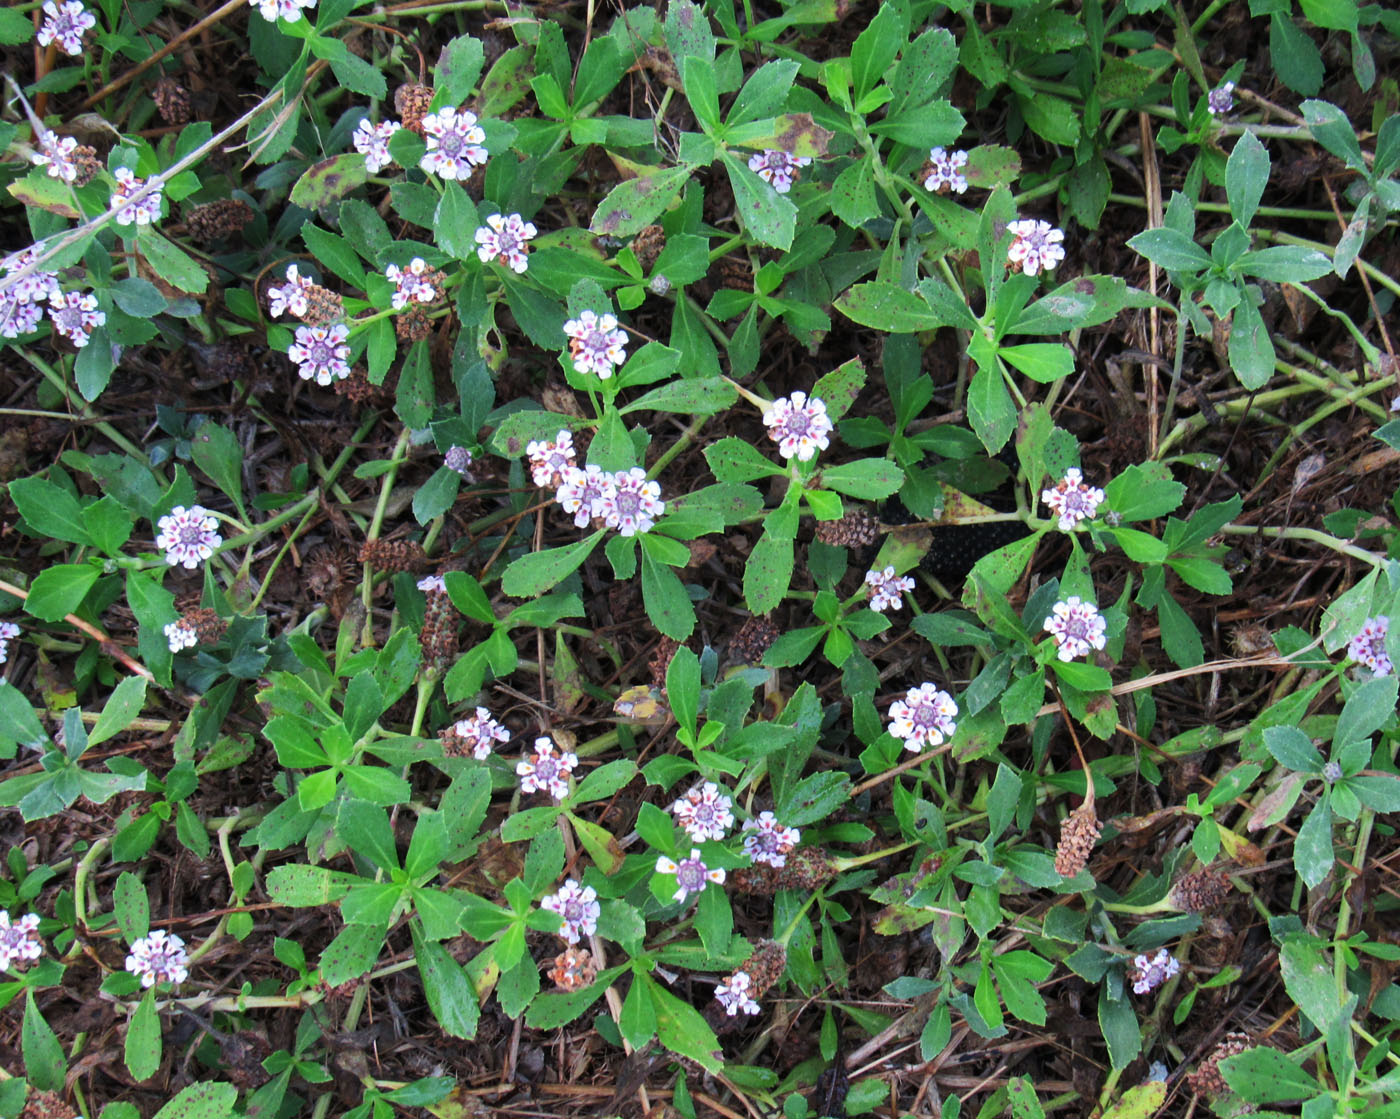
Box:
xmin=0 ymin=577 xmax=154 ymax=683
xmin=80 ymin=0 xmax=247 ymax=109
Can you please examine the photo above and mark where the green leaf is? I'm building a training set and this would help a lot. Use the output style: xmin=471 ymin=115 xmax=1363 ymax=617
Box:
xmin=413 ymin=926 xmax=480 ymax=1038
xmin=744 ymin=529 xmax=794 ymax=614
xmin=1104 ymin=462 xmax=1185 ymax=521
xmin=138 ymin=229 xmax=208 ymax=293
xmin=338 ymin=799 xmax=399 ymax=871
xmin=704 ymin=437 xmax=784 ymax=483
xmin=591 ymin=166 xmax=692 ymax=237
xmin=1293 ymin=793 xmax=1334 ymax=888
xmin=329 ymin=49 xmax=386 ymax=99
xmin=125 ymin=988 xmax=162 ymax=1081
xmin=1279 ymin=934 xmax=1346 ymax=1035
xmin=502 ymin=531 xmax=605 ymax=597
xmin=151 ymin=1082 xmax=238 ymax=1119
xmin=721 ymin=151 xmax=796 ymax=250
xmin=1334 ymin=675 xmax=1397 ymax=749
xmin=1228 ymin=296 xmax=1275 ymax=389
xmin=290 ymin=154 xmax=369 ymax=210
xmin=1018 ymin=92 xmax=1081 ymax=146
xmin=413 ymin=465 xmax=461 ymax=525
xmin=967 ymin=365 xmax=1017 ymax=454
xmin=436 ymin=34 xmax=486 ymax=105
xmin=190 ymin=423 xmax=245 ymax=514
xmin=1220 ymin=1046 xmax=1324 ymax=1102
xmin=1125 ymin=227 xmax=1210 ymax=273
xmin=433 ymin=180 xmax=480 ymax=262
xmin=0 ymin=681 xmax=50 ymax=752
xmin=1097 ymin=987 xmax=1141 ymax=1069
xmin=1270 ymin=13 xmax=1323 ymax=97
xmin=835 ymin=281 xmax=941 ymax=332
xmin=850 ymin=2 xmax=905 ymax=98
xmin=9 ymin=476 xmax=91 ymax=545
xmin=91 ymin=676 xmax=148 ymax=748
xmin=23 ymin=989 xmax=66 ymax=1092
xmin=302 ymin=222 xmax=367 ymax=287
xmin=1000 ymin=343 xmax=1075 ymax=384
xmin=1234 ymin=245 xmax=1332 ymax=282
xmin=811 ymin=357 xmax=867 ymax=423
xmin=1263 ymin=726 xmax=1324 ymax=772
xmin=817 ymin=459 xmax=904 ymax=500
xmin=1301 ymin=99 xmax=1366 ymax=172
xmin=830 ymin=160 xmax=881 ymax=228
xmin=650 ymin=976 xmax=723 ymax=1072
xmin=620 ymin=377 xmax=737 ymax=415
xmin=24 ymin=564 xmax=99 ymax=622
xmin=641 ymin=543 xmax=696 ymax=640
xmin=779 ymin=770 xmax=851 ymax=827
xmin=83 ymin=497 xmax=134 ymax=556
xmin=396 ymin=340 xmax=434 ymax=429
xmin=1225 ymin=130 xmax=1270 ymax=229
xmin=0 ymin=7 xmax=34 ymax=43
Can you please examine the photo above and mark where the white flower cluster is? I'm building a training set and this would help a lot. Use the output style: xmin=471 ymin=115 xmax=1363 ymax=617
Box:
xmin=555 ymin=466 xmax=664 ymax=537
xmin=154 ymin=505 xmax=222 ymax=570
xmin=1 ymin=249 xmax=104 ymax=347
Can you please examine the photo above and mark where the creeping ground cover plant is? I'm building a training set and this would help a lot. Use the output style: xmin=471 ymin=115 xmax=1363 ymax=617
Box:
xmin=2 ymin=1 xmax=1400 ymax=1117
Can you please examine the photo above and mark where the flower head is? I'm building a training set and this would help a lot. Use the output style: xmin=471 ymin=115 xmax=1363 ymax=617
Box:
xmin=111 ymin=167 xmax=163 ymax=227
xmin=0 ymin=293 xmax=43 ymax=341
xmin=548 ymin=946 xmax=597 ymax=991
xmin=600 ymin=468 xmax=664 ymax=537
xmin=1129 ymin=948 xmax=1180 ymax=995
xmin=655 ymin=848 xmax=725 ymax=903
xmin=865 ymin=566 xmax=916 ymax=613
xmin=528 ymin=430 xmax=577 ymax=488
xmin=1207 ymin=81 xmax=1235 ymax=117
xmin=267 ymin=264 xmax=315 ymax=319
xmin=164 ymin=619 xmax=198 ymax=653
xmin=1348 ymin=616 xmax=1392 ymax=676
xmin=126 ymin=930 xmax=189 ymax=988
xmin=715 ymin=969 xmax=761 ymax=1016
xmin=1322 ymin=760 xmax=1343 ymax=783
xmin=451 ymin=706 xmax=510 ymax=761
xmin=888 ymin=682 xmax=958 ymax=752
xmin=517 ymin=736 xmax=577 ymax=800
xmin=924 ymin=147 xmax=969 ymax=194
xmin=0 ymin=621 xmax=21 ymax=668
xmin=671 ymin=782 xmax=734 ymax=842
xmin=155 ymin=505 xmax=222 ymax=569
xmin=37 ymin=1 xmax=96 ymax=55
xmin=47 ymin=290 xmax=104 ymax=347
xmin=540 ymin=879 xmax=600 ymax=944
xmin=250 ymin=0 xmax=316 ymax=21
xmin=1041 ymin=467 xmax=1105 ymax=531
xmin=420 ymin=107 xmax=489 ymax=180
xmin=385 ymin=258 xmax=438 ymax=309
xmin=33 ymin=130 xmax=80 ymax=182
xmin=1044 ymin=597 xmax=1107 ymax=663
xmin=564 ymin=310 xmax=629 ymax=378
xmin=764 ymin=391 xmax=833 ymax=462
xmin=445 ymin=445 xmax=473 ymax=478
xmin=0 ymin=913 xmax=43 ymax=971
xmin=3 ymin=248 xmax=61 ymax=307
xmin=475 ymin=213 xmax=537 ymax=273
xmin=287 ymin=323 xmax=351 ymax=385
xmin=417 ymin=574 xmax=448 ymax=595
xmin=741 ymin=812 xmax=800 ymax=869
xmin=351 ymin=117 xmax=400 ymax=174
xmin=1006 ymin=219 xmax=1065 ymax=276
xmin=555 ymin=464 xmax=615 ymax=529
xmin=747 ymin=149 xmax=811 ymax=194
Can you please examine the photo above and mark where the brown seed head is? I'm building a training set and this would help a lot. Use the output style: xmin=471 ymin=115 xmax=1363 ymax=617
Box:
xmin=180 ymin=607 xmax=226 ymax=645
xmin=631 ymin=224 xmax=666 ymax=271
xmin=815 ymin=507 xmax=881 ymax=548
xmin=549 ymin=947 xmax=596 ymax=991
xmin=729 ymin=615 xmax=779 ymax=665
xmin=69 ymin=144 xmax=102 ymax=188
xmin=739 ymin=939 xmax=788 ymax=997
xmin=153 ymin=76 xmax=192 ymax=124
xmin=1169 ymin=868 xmax=1232 ymax=913
xmin=420 ymin=592 xmax=459 ymax=666
xmin=1186 ymin=1032 xmax=1252 ymax=1097
xmin=300 ymin=284 xmax=344 ymax=326
xmin=731 ymin=846 xmax=837 ymax=895
xmin=396 ymin=305 xmax=433 ymax=342
xmin=359 ymin=537 xmax=426 ymax=573
xmin=1054 ymin=800 xmax=1102 ymax=878
xmin=186 ymin=199 xmax=254 ymax=244
xmin=648 ymin=637 xmax=681 ymax=691
xmin=394 ymin=83 xmax=435 ymax=135
xmin=21 ymin=1090 xmax=79 ymax=1119
xmin=332 ymin=368 xmax=389 ymax=406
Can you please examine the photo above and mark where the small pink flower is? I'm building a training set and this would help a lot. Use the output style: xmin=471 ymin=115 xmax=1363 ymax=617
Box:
xmin=0 ymin=912 xmax=43 ymax=970
xmin=37 ymin=0 xmax=96 ymax=56
xmin=420 ymin=107 xmax=489 ymax=180
xmin=47 ymin=290 xmax=104 ymax=347
xmin=352 ymin=117 xmax=400 ymax=174
xmin=155 ymin=505 xmax=222 ymax=569
xmin=600 ymin=468 xmax=664 ymax=537
xmin=670 ymin=782 xmax=734 ymax=842
xmin=924 ymin=147 xmax=969 ymax=194
xmin=741 ymin=812 xmax=800 ymax=869
xmin=865 ymin=566 xmax=915 ymax=613
xmin=3 ymin=248 xmax=61 ymax=305
xmin=452 ymin=706 xmax=510 ymax=760
xmin=111 ymin=167 xmax=163 ymax=227
xmin=887 ymin=682 xmax=958 ymax=752
xmin=764 ymin=391 xmax=833 ymax=462
xmin=1348 ymin=616 xmax=1392 ymax=676
xmin=475 ymin=213 xmax=537 ymax=273
xmin=1129 ymin=948 xmax=1180 ymax=994
xmin=1006 ymin=219 xmax=1065 ymax=276
xmin=1044 ymin=597 xmax=1107 ymax=662
xmin=517 ymin=737 xmax=577 ymax=800
xmin=1041 ymin=467 xmax=1105 ymax=531
xmin=250 ymin=0 xmax=317 ymax=22
xmin=528 ymin=430 xmax=577 ymax=488
xmin=32 ymin=130 xmax=79 ymax=182
xmin=385 ymin=258 xmax=437 ymax=309
xmin=1207 ymin=82 xmax=1235 ymax=117
xmin=564 ymin=310 xmax=628 ymax=378
xmin=747 ymin=149 xmax=810 ymax=193
xmin=540 ymin=879 xmax=600 ymax=944
xmin=125 ymin=930 xmax=189 ymax=988
xmin=0 ymin=294 xmax=43 ymax=340
xmin=287 ymin=323 xmax=351 ymax=385
xmin=715 ymin=969 xmax=760 ymax=1015
xmin=555 ymin=464 xmax=615 ymax=529
xmin=165 ymin=619 xmax=198 ymax=653
xmin=417 ymin=575 xmax=448 ymax=595
xmin=267 ymin=264 xmax=315 ymax=318
xmin=655 ymin=849 xmax=725 ymax=903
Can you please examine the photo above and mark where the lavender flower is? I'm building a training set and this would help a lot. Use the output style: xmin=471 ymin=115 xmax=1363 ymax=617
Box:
xmin=0 ymin=912 xmax=43 ymax=970
xmin=47 ymin=290 xmax=104 ymax=347
xmin=1207 ymin=81 xmax=1235 ymax=117
xmin=37 ymin=0 xmax=96 ymax=56
xmin=600 ymin=468 xmax=664 ymax=537
xmin=517 ymin=737 xmax=577 ymax=801
xmin=1044 ymin=597 xmax=1108 ymax=663
xmin=1348 ymin=616 xmax=1392 ymax=676
xmin=111 ymin=167 xmax=163 ymax=227
xmin=1006 ymin=219 xmax=1065 ymax=276
xmin=746 ymin=150 xmax=810 ymax=193
xmin=865 ymin=566 xmax=915 ymax=613
xmin=420 ymin=107 xmax=489 ymax=180
xmin=250 ymin=0 xmax=317 ymax=22
xmin=528 ymin=430 xmax=577 ymax=488
xmin=287 ymin=323 xmax=351 ymax=385
xmin=564 ymin=310 xmax=629 ymax=378
xmin=670 ymin=782 xmax=735 ymax=842
xmin=126 ymin=930 xmax=189 ymax=987
xmin=385 ymin=258 xmax=437 ymax=309
xmin=164 ymin=619 xmax=198 ymax=653
xmin=764 ymin=391 xmax=833 ymax=462
xmin=655 ymin=848 xmax=725 ymax=903
xmin=741 ymin=812 xmax=800 ymax=869
xmin=445 ymin=445 xmax=473 ymax=478
xmin=155 ymin=505 xmax=222 ymax=569
xmin=416 ymin=575 xmax=448 ymax=595
xmin=0 ymin=621 xmax=21 ymax=668
xmin=451 ymin=706 xmax=510 ymax=761
xmin=888 ymin=682 xmax=958 ymax=752
xmin=924 ymin=147 xmax=969 ymax=194
xmin=475 ymin=213 xmax=537 ymax=273
xmin=352 ymin=118 xmax=400 ymax=174
xmin=267 ymin=264 xmax=314 ymax=318
xmin=715 ymin=970 xmax=761 ymax=1015
xmin=32 ymin=130 xmax=79 ymax=182
xmin=540 ymin=879 xmax=600 ymax=945
xmin=555 ymin=464 xmax=614 ymax=529
xmin=1041 ymin=467 xmax=1105 ymax=531
xmin=1129 ymin=948 xmax=1180 ymax=994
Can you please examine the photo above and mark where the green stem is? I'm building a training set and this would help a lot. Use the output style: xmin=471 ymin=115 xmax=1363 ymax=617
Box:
xmin=1218 ymin=524 xmax=1386 ymax=568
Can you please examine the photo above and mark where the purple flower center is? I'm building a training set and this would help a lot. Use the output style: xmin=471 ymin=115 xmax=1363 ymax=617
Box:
xmin=675 ymin=858 xmax=707 ymax=892
xmin=52 ymin=305 xmax=83 ymax=332
xmin=786 ymin=410 xmax=811 ymax=436
xmin=562 ymin=897 xmax=583 ymax=922
xmin=177 ymin=521 xmax=206 ymax=546
xmin=615 ymin=491 xmax=641 ymax=519
xmin=911 ymin=702 xmax=941 ymax=731
xmin=496 ymin=230 xmax=519 ymax=255
xmin=308 ymin=340 xmax=332 ymax=365
xmin=439 ymin=131 xmax=462 ymax=157
xmin=693 ymin=803 xmax=715 ymax=824
xmin=533 ymin=756 xmax=559 ymax=783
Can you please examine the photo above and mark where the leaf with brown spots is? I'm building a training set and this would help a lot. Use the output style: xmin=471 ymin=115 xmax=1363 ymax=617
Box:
xmin=289 ymin=154 xmax=369 ymax=211
xmin=589 ymin=166 xmax=692 ymax=238
xmin=728 ymin=112 xmax=836 ymax=158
